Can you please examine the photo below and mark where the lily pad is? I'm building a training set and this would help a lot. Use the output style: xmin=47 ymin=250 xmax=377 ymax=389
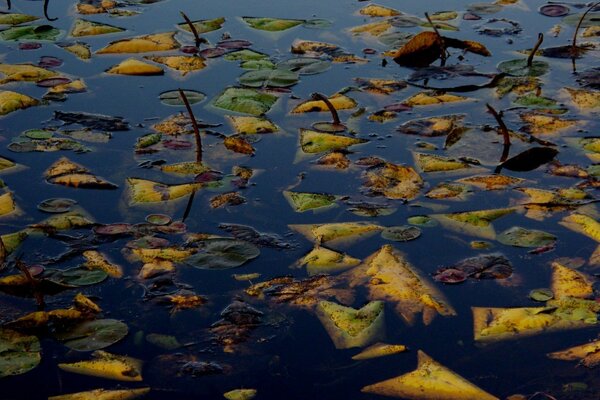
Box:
xmin=284 ymin=191 xmax=337 ymax=212
xmin=381 ymin=226 xmax=421 ymax=242
xmin=45 ymin=267 xmax=108 ymax=287
xmin=186 ymin=238 xmax=260 ymax=270
xmin=277 ymin=57 xmax=331 ymax=75
xmin=0 ymin=25 xmax=60 ymax=41
xmin=55 ymin=319 xmax=128 ymax=351
xmin=242 ymin=17 xmax=304 ymax=31
xmin=0 ymin=328 xmax=41 ymax=378
xmin=529 ymin=288 xmax=554 ymax=302
xmin=238 ymin=68 xmax=299 ymax=88
xmin=497 ymin=226 xmax=557 ymax=248
xmin=160 ymin=90 xmax=205 ymax=106
xmin=497 ymin=59 xmax=549 ymax=77
xmin=37 ymin=198 xmax=77 ymax=213
xmin=213 ymin=87 xmax=278 ymax=116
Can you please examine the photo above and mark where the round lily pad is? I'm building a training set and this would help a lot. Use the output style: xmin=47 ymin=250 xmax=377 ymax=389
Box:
xmin=407 ymin=215 xmax=438 ymax=227
xmin=24 ymin=129 xmax=54 ymax=139
xmin=497 ymin=226 xmax=557 ymax=248
xmin=145 ymin=213 xmax=172 ymax=226
xmin=238 ymin=69 xmax=299 ymax=88
xmin=186 ymin=238 xmax=260 ymax=270
xmin=277 ymin=58 xmax=331 ymax=75
xmin=497 ymin=59 xmax=549 ymax=77
xmin=0 ymin=328 xmax=41 ymax=378
xmin=37 ymin=198 xmax=77 ymax=213
xmin=312 ymin=122 xmax=346 ymax=133
xmin=55 ymin=319 xmax=128 ymax=351
xmin=45 ymin=267 xmax=108 ymax=287
xmin=381 ymin=226 xmax=421 ymax=242
xmin=529 ymin=288 xmax=554 ymax=302
xmin=539 ymin=5 xmax=569 ymax=17
xmin=159 ymin=90 xmax=205 ymax=106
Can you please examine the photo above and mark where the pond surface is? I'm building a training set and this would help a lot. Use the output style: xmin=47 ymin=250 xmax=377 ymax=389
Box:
xmin=0 ymin=0 xmax=600 ymax=399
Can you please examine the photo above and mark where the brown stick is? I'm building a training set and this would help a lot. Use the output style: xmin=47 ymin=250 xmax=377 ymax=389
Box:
xmin=178 ymin=89 xmax=203 ymax=163
xmin=311 ymin=93 xmax=341 ymax=125
xmin=425 ymin=12 xmax=447 ymax=66
xmin=15 ymin=258 xmax=44 ymax=308
xmin=572 ymin=1 xmax=600 ymax=52
xmin=44 ymin=0 xmax=57 ymax=21
xmin=486 ymin=104 xmax=511 ymax=164
xmin=180 ymin=11 xmax=202 ymax=47
xmin=527 ymin=33 xmax=544 ymax=67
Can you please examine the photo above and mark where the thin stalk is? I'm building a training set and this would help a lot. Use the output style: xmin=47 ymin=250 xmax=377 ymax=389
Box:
xmin=311 ymin=93 xmax=341 ymax=125
xmin=486 ymin=103 xmax=511 ymax=164
xmin=181 ymin=190 xmax=196 ymax=222
xmin=44 ymin=0 xmax=57 ymax=21
xmin=572 ymin=1 xmax=600 ymax=51
xmin=425 ymin=12 xmax=447 ymax=66
xmin=527 ymin=33 xmax=544 ymax=67
xmin=15 ymin=257 xmax=44 ymax=308
xmin=6 ymin=0 xmax=10 ymax=10
xmin=180 ymin=11 xmax=202 ymax=47
xmin=178 ymin=89 xmax=203 ymax=163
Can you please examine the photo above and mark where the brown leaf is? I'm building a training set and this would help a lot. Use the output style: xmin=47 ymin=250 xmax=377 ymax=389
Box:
xmin=224 ymin=136 xmax=255 ymax=155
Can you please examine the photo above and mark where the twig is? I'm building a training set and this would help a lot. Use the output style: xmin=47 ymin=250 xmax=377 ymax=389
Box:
xmin=425 ymin=12 xmax=447 ymax=66
xmin=0 ymin=236 xmax=6 ymax=267
xmin=527 ymin=33 xmax=544 ymax=67
xmin=178 ymin=89 xmax=203 ymax=163
xmin=44 ymin=0 xmax=57 ymax=21
xmin=15 ymin=257 xmax=45 ymax=308
xmin=311 ymin=93 xmax=341 ymax=125
xmin=180 ymin=11 xmax=202 ymax=47
xmin=6 ymin=0 xmax=10 ymax=10
xmin=181 ymin=190 xmax=196 ymax=222
xmin=486 ymin=104 xmax=511 ymax=163
xmin=572 ymin=1 xmax=600 ymax=52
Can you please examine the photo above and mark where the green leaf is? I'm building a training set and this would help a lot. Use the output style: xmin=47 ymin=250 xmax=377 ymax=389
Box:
xmin=159 ymin=90 xmax=205 ymax=106
xmin=0 ymin=328 xmax=40 ymax=378
xmin=0 ymin=25 xmax=60 ymax=41
xmin=213 ymin=87 xmax=278 ymax=115
xmin=224 ymin=49 xmax=268 ymax=61
xmin=55 ymin=319 xmax=128 ymax=351
xmin=284 ymin=191 xmax=337 ymax=212
xmin=529 ymin=288 xmax=554 ymax=302
xmin=242 ymin=17 xmax=304 ymax=32
xmin=497 ymin=226 xmax=557 ymax=248
xmin=0 ymin=13 xmax=39 ymax=25
xmin=44 ymin=267 xmax=108 ymax=287
xmin=497 ymin=59 xmax=549 ymax=77
xmin=186 ymin=238 xmax=260 ymax=270
xmin=238 ymin=68 xmax=299 ymax=88
xmin=277 ymin=57 xmax=331 ymax=75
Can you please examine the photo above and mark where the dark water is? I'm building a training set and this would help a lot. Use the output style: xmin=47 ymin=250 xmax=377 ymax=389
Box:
xmin=1 ymin=0 xmax=600 ymax=398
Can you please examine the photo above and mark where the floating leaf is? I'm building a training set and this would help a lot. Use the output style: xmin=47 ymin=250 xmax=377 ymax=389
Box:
xmin=106 ymin=58 xmax=164 ymax=75
xmin=0 ymin=13 xmax=39 ymax=25
xmin=0 ymin=63 xmax=58 ymax=84
xmin=300 ymin=129 xmax=367 ymax=153
xmin=284 ymin=191 xmax=337 ymax=212
xmin=83 ymin=250 xmax=122 ymax=278
xmin=548 ymin=339 xmax=600 ymax=368
xmin=359 ymin=4 xmax=401 ymax=17
xmin=298 ymin=245 xmax=360 ymax=275
xmin=277 ymin=57 xmax=330 ymax=75
xmin=457 ymin=174 xmax=523 ymax=190
xmin=59 ymin=351 xmax=142 ymax=381
xmin=0 ymin=90 xmax=39 ymax=116
xmin=55 ymin=319 xmax=128 ymax=351
xmin=362 ymin=350 xmax=499 ymax=400
xmin=145 ymin=55 xmax=206 ymax=75
xmin=291 ymin=94 xmax=356 ymax=113
xmin=551 ymin=262 xmax=594 ymax=299
xmin=0 ymin=25 xmax=60 ymax=41
xmin=239 ymin=68 xmax=298 ymax=88
xmin=177 ymin=17 xmax=225 ymax=34
xmin=564 ymin=87 xmax=600 ymax=109
xmin=224 ymin=135 xmax=255 ymax=155
xmin=48 ymin=387 xmax=150 ymax=400
xmin=45 ymin=157 xmax=118 ymax=189
xmin=497 ymin=59 xmax=549 ymax=77
xmin=316 ymin=300 xmax=385 ymax=349
xmin=96 ymin=32 xmax=179 ymax=54
xmin=398 ymin=115 xmax=465 ymax=137
xmin=127 ymin=178 xmax=201 ymax=203
xmin=290 ymin=222 xmax=382 ymax=246
xmin=434 ymin=254 xmax=512 ymax=283
xmin=560 ymin=213 xmax=600 ymax=242
xmin=414 ymin=152 xmax=471 ymax=173
xmin=160 ymin=90 xmax=205 ymax=106
xmin=243 ymin=17 xmax=304 ymax=31
xmin=539 ymin=5 xmax=570 ymax=17
xmin=186 ymin=238 xmax=260 ymax=270
xmin=227 ymin=115 xmax=278 ymax=134
xmin=37 ymin=198 xmax=77 ymax=213
xmin=497 ymin=227 xmax=557 ymax=248
xmin=70 ymin=19 xmax=124 ymax=37
xmin=0 ymin=328 xmax=40 ymax=378
xmin=499 ymin=147 xmax=558 ymax=172
xmin=223 ymin=389 xmax=257 ymax=400
xmin=45 ymin=267 xmax=108 ymax=287
xmin=520 ymin=113 xmax=576 ymax=135
xmin=59 ymin=42 xmax=92 ymax=60
xmin=529 ymin=288 xmax=554 ymax=302
xmin=343 ymin=245 xmax=455 ymax=325
xmin=352 ymin=342 xmax=407 ymax=360
xmin=403 ymin=92 xmax=469 ymax=107
xmin=381 ymin=226 xmax=421 ymax=242
xmin=432 ymin=208 xmax=515 ymax=239
xmin=213 ymin=87 xmax=278 ymax=116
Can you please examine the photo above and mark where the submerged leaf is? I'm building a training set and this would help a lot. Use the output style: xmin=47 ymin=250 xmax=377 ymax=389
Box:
xmin=186 ymin=238 xmax=260 ymax=270
xmin=55 ymin=319 xmax=128 ymax=351
xmin=0 ymin=328 xmax=40 ymax=378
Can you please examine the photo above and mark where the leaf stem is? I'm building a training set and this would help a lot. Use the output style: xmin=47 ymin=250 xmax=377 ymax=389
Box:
xmin=15 ymin=257 xmax=44 ymax=308
xmin=44 ymin=0 xmax=57 ymax=21
xmin=425 ymin=12 xmax=447 ymax=66
xmin=527 ymin=33 xmax=544 ymax=67
xmin=180 ymin=11 xmax=202 ymax=47
xmin=311 ymin=93 xmax=341 ymax=124
xmin=572 ymin=1 xmax=600 ymax=52
xmin=178 ymin=89 xmax=203 ymax=163
xmin=486 ymin=103 xmax=511 ymax=163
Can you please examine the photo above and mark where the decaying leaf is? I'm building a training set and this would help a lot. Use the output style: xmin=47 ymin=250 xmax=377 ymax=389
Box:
xmin=127 ymin=178 xmax=201 ymax=203
xmin=548 ymin=340 xmax=600 ymax=368
xmin=362 ymin=162 xmax=423 ymax=200
xmin=0 ymin=328 xmax=41 ymax=378
xmin=227 ymin=115 xmax=279 ymax=134
xmin=560 ymin=213 xmax=600 ymax=242
xmin=343 ymin=245 xmax=456 ymax=325
xmin=58 ymin=351 xmax=142 ymax=381
xmin=414 ymin=152 xmax=471 ymax=173
xmin=316 ymin=300 xmax=385 ymax=349
xmin=291 ymin=94 xmax=356 ymax=113
xmin=359 ymin=4 xmax=401 ymax=17
xmin=362 ymin=350 xmax=498 ymax=400
xmin=106 ymin=58 xmax=164 ymax=75
xmin=297 ymin=245 xmax=360 ymax=275
xmin=431 ymin=208 xmax=516 ymax=239
xmin=402 ymin=92 xmax=469 ymax=107
xmin=456 ymin=174 xmax=524 ymax=190
xmin=48 ymin=388 xmax=150 ymax=400
xmin=289 ymin=222 xmax=382 ymax=246
xmin=564 ymin=88 xmax=600 ymax=109
xmin=70 ymin=19 xmax=124 ymax=37
xmin=83 ymin=250 xmax=123 ymax=278
xmin=0 ymin=90 xmax=39 ymax=116
xmin=144 ymin=56 xmax=206 ymax=75
xmin=551 ymin=262 xmax=594 ymax=299
xmin=0 ymin=63 xmax=58 ymax=84
xmin=284 ymin=191 xmax=337 ymax=212
xmin=520 ymin=113 xmax=577 ymax=135
xmin=352 ymin=342 xmax=408 ymax=360
xmin=45 ymin=157 xmax=118 ymax=189
xmin=96 ymin=32 xmax=179 ymax=54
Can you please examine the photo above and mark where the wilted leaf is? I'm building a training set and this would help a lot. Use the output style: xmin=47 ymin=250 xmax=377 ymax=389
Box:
xmin=59 ymin=351 xmax=142 ymax=381
xmin=414 ymin=152 xmax=471 ymax=173
xmin=70 ymin=19 xmax=124 ymax=37
xmin=106 ymin=58 xmax=164 ymax=75
xmin=434 ymin=254 xmax=512 ymax=283
xmin=497 ymin=227 xmax=556 ymax=248
xmin=300 ymin=129 xmax=367 ymax=153
xmin=0 ymin=25 xmax=60 ymax=41
xmin=403 ymin=92 xmax=469 ymax=107
xmin=223 ymin=389 xmax=257 ymax=400
xmin=127 ymin=178 xmax=201 ymax=203
xmin=551 ymin=262 xmax=594 ymax=299
xmin=210 ymin=192 xmax=246 ymax=208
xmin=48 ymin=387 xmax=150 ymax=400
xmin=96 ymin=32 xmax=179 ymax=54
xmin=352 ymin=342 xmax=407 ymax=360
xmin=432 ymin=208 xmax=515 ymax=239
xmin=0 ymin=90 xmax=39 ymax=116
xmin=284 ymin=191 xmax=337 ymax=212
xmin=362 ymin=350 xmax=499 ymax=400
xmin=548 ymin=339 xmax=600 ymax=368
xmin=83 ymin=250 xmax=123 ymax=278
xmin=289 ymin=222 xmax=382 ymax=246
xmin=59 ymin=42 xmax=92 ymax=60
xmin=520 ymin=113 xmax=577 ymax=135
xmin=560 ymin=213 xmax=600 ymax=242
xmin=316 ymin=300 xmax=385 ymax=349
xmin=297 ymin=245 xmax=360 ymax=275
xmin=45 ymin=157 xmax=118 ymax=189
xmin=456 ymin=174 xmax=524 ymax=190
xmin=291 ymin=93 xmax=356 ymax=113
xmin=359 ymin=4 xmax=401 ymax=17
xmin=145 ymin=55 xmax=206 ymax=75
xmin=0 ymin=63 xmax=58 ymax=84
xmin=398 ymin=115 xmax=465 ymax=137
xmin=0 ymin=13 xmax=39 ymax=25
xmin=564 ymin=87 xmax=600 ymax=109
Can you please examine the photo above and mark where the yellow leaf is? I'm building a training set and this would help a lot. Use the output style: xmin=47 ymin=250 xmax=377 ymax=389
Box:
xmin=350 ymin=21 xmax=392 ymax=37
xmin=520 ymin=113 xmax=577 ymax=134
xmin=291 ymin=39 xmax=338 ymax=55
xmin=48 ymin=387 xmax=150 ymax=400
xmin=227 ymin=115 xmax=279 ymax=134
xmin=343 ymin=245 xmax=456 ymax=325
xmin=74 ymin=293 xmax=102 ymax=313
xmin=359 ymin=4 xmax=401 ymax=17
xmin=431 ymin=208 xmax=515 ymax=239
xmin=83 ymin=250 xmax=123 ymax=278
xmin=144 ymin=56 xmax=205 ymax=75
xmin=565 ymin=87 xmax=600 ymax=109
xmin=548 ymin=339 xmax=600 ymax=367
xmin=363 ymin=162 xmax=423 ymax=200
xmin=223 ymin=389 xmax=257 ymax=400
xmin=298 ymin=245 xmax=361 ymax=275
xmin=30 ymin=211 xmax=95 ymax=231
xmin=76 ymin=0 xmax=117 ymax=14
xmin=224 ymin=136 xmax=255 ymax=155
xmin=403 ymin=91 xmax=468 ymax=106
xmin=96 ymin=32 xmax=179 ymax=54
xmin=61 ymin=42 xmax=92 ymax=60
xmin=560 ymin=213 xmax=600 ymax=242
xmin=414 ymin=152 xmax=471 ymax=173
xmin=138 ymin=260 xmax=174 ymax=279
xmin=58 ymin=351 xmax=143 ymax=382
xmin=291 ymin=94 xmax=356 ymax=113
xmin=362 ymin=350 xmax=498 ymax=400
xmin=0 ymin=192 xmax=16 ymax=216
xmin=106 ymin=58 xmax=164 ymax=76
xmin=127 ymin=178 xmax=201 ymax=203
xmin=130 ymin=247 xmax=196 ymax=263
xmin=316 ymin=300 xmax=385 ymax=349
xmin=47 ymin=79 xmax=87 ymax=94
xmin=299 ymin=129 xmax=367 ymax=153
xmin=289 ymin=222 xmax=382 ymax=246
xmin=456 ymin=174 xmax=524 ymax=190
xmin=160 ymin=162 xmax=211 ymax=175
xmin=0 ymin=63 xmax=57 ymax=83
xmin=45 ymin=157 xmax=117 ymax=189
xmin=352 ymin=342 xmax=408 ymax=360
xmin=70 ymin=19 xmax=124 ymax=37
xmin=152 ymin=113 xmax=191 ymax=135
xmin=0 ymin=90 xmax=39 ymax=116
xmin=551 ymin=262 xmax=594 ymax=299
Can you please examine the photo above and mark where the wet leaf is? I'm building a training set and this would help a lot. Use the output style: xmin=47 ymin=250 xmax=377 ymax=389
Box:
xmin=96 ymin=32 xmax=179 ymax=54
xmin=70 ymin=19 xmax=124 ymax=37
xmin=497 ymin=59 xmax=549 ymax=77
xmin=316 ymin=300 xmax=385 ymax=349
xmin=300 ymin=129 xmax=367 ymax=153
xmin=277 ymin=57 xmax=330 ymax=75
xmin=213 ymin=87 xmax=278 ymax=116
xmin=381 ymin=226 xmax=421 ymax=242
xmin=37 ymin=198 xmax=77 ymax=213
xmin=223 ymin=389 xmax=257 ymax=400
xmin=48 ymin=387 xmax=150 ymax=400
xmin=159 ymin=90 xmax=205 ymax=106
xmin=520 ymin=113 xmax=577 ymax=134
xmin=45 ymin=267 xmax=108 ymax=287
xmin=560 ymin=213 xmax=600 ymax=242
xmin=0 ymin=328 xmax=40 ymax=378
xmin=0 ymin=63 xmax=58 ymax=83
xmin=359 ymin=4 xmax=401 ymax=17
xmin=291 ymin=93 xmax=356 ymax=113
xmin=210 ymin=192 xmax=246 ymax=208
xmin=284 ymin=191 xmax=337 ymax=212
xmin=45 ymin=157 xmax=118 ymax=189
xmin=227 ymin=115 xmax=278 ymax=134
xmin=177 ymin=17 xmax=225 ymax=34
xmin=106 ymin=58 xmax=164 ymax=75
xmin=552 ymin=262 xmax=594 ymax=299
xmin=58 ymin=42 xmax=92 ymax=60
xmin=239 ymin=68 xmax=298 ymax=88
xmin=298 ymin=245 xmax=360 ymax=275
xmin=290 ymin=222 xmax=382 ymax=246
xmin=529 ymin=288 xmax=554 ymax=302
xmin=83 ymin=250 xmax=122 ymax=278
xmin=497 ymin=227 xmax=556 ymax=248
xmin=402 ymin=92 xmax=469 ymax=107
xmin=539 ymin=5 xmax=570 ymax=17
xmin=0 ymin=13 xmax=39 ymax=25
xmin=185 ymin=238 xmax=260 ymax=270
xmin=548 ymin=340 xmax=600 ymax=368
xmin=0 ymin=25 xmax=60 ymax=41
xmin=398 ymin=115 xmax=465 ymax=137
xmin=564 ymin=87 xmax=600 ymax=109
xmin=243 ymin=17 xmax=304 ymax=31
xmin=59 ymin=351 xmax=141 ymax=383
xmin=127 ymin=178 xmax=201 ymax=203
xmin=145 ymin=55 xmax=206 ymax=75
xmin=434 ymin=254 xmax=512 ymax=284
xmin=432 ymin=208 xmax=516 ymax=239
xmin=352 ymin=342 xmax=407 ymax=360
xmin=0 ymin=90 xmax=39 ymax=116
xmin=55 ymin=319 xmax=128 ymax=351
xmin=362 ymin=350 xmax=499 ymax=400
xmin=343 ymin=245 xmax=455 ymax=325
xmin=457 ymin=174 xmax=523 ymax=190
